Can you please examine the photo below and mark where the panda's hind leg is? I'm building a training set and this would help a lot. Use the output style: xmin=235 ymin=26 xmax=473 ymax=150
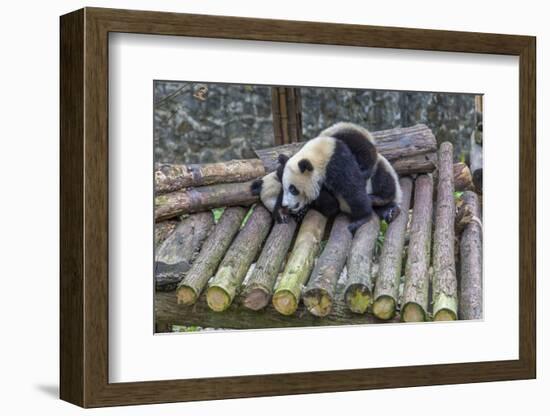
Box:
xmin=338 ymin=189 xmax=373 ymax=235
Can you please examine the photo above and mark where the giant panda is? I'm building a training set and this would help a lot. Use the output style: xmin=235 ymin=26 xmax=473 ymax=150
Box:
xmin=278 ymin=133 xmax=375 ymax=234
xmin=252 ymin=122 xmax=402 ymax=230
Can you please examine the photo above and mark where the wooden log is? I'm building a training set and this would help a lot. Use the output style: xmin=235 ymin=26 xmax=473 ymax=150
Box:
xmin=470 ymin=99 xmax=483 ymax=193
xmin=459 ymin=191 xmax=483 ymax=320
xmin=175 ymin=207 xmax=247 ymax=305
xmin=155 ymin=160 xmax=265 ymax=194
xmin=372 ymin=177 xmax=413 ymax=320
xmin=156 ymin=291 xmax=398 ymax=329
xmin=433 ymin=142 xmax=459 ymax=321
xmin=453 ymin=162 xmax=474 ymax=192
xmin=155 ymin=212 xmax=214 ymax=291
xmin=154 ymin=220 xmax=178 ymax=247
xmin=272 ymin=210 xmax=328 ymax=315
xmin=155 ymin=181 xmax=258 ymax=221
xmin=256 ymin=124 xmax=437 ymax=174
xmin=206 ymin=206 xmax=273 ymax=312
xmin=344 ymin=215 xmax=380 ymax=313
xmin=401 ymin=175 xmax=434 ymax=322
xmin=303 ymin=215 xmax=353 ymax=317
xmin=242 ymin=219 xmax=298 ymax=311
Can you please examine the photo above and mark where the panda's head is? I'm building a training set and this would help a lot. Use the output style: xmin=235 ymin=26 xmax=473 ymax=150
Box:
xmin=278 ymin=153 xmax=320 ymax=214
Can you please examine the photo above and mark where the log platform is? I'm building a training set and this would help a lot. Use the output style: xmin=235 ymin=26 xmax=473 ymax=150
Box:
xmin=154 ymin=129 xmax=482 ymax=330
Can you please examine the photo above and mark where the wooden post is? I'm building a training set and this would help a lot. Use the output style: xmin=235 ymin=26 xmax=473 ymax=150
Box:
xmin=459 ymin=191 xmax=483 ymax=320
xmin=433 ymin=142 xmax=459 ymax=321
xmin=242 ymin=219 xmax=298 ymax=311
xmin=303 ymin=215 xmax=353 ymax=317
xmin=372 ymin=177 xmax=413 ymax=320
xmin=272 ymin=210 xmax=328 ymax=315
xmin=471 ymin=95 xmax=483 ymax=193
xmin=175 ymin=207 xmax=247 ymax=305
xmin=271 ymin=87 xmax=303 ymax=145
xmin=155 ymin=212 xmax=214 ymax=291
xmin=206 ymin=205 xmax=273 ymax=312
xmin=401 ymin=175 xmax=434 ymax=322
xmin=344 ymin=215 xmax=380 ymax=314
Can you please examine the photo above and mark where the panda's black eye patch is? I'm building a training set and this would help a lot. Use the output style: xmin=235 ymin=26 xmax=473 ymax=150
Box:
xmin=289 ymin=185 xmax=299 ymax=196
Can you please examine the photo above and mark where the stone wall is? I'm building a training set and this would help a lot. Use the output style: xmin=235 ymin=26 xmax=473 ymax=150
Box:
xmin=154 ymin=81 xmax=476 ymax=164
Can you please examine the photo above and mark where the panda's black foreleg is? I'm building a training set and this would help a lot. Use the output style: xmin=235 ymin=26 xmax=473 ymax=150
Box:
xmin=337 ymin=188 xmax=373 ymax=235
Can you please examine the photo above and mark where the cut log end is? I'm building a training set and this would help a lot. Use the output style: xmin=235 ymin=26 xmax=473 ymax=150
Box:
xmin=344 ymin=285 xmax=372 ymax=314
xmin=434 ymin=309 xmax=458 ymax=321
xmin=433 ymin=294 xmax=458 ymax=321
xmin=176 ymin=286 xmax=198 ymax=306
xmin=242 ymin=288 xmax=270 ymax=311
xmin=373 ymin=296 xmax=396 ymax=320
xmin=303 ymin=289 xmax=333 ymax=317
xmin=401 ymin=303 xmax=426 ymax=322
xmin=206 ymin=286 xmax=232 ymax=312
xmin=272 ymin=290 xmax=298 ymax=316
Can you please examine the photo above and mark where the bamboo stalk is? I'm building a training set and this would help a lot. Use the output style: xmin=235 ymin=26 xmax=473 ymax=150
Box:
xmin=303 ymin=215 xmax=352 ymax=317
xmin=401 ymin=175 xmax=434 ymax=322
xmin=344 ymin=215 xmax=380 ymax=314
xmin=242 ymin=219 xmax=298 ymax=311
xmin=175 ymin=207 xmax=247 ymax=305
xmin=433 ymin=142 xmax=458 ymax=321
xmin=206 ymin=206 xmax=272 ymax=312
xmin=372 ymin=177 xmax=413 ymax=320
xmin=272 ymin=210 xmax=328 ymax=315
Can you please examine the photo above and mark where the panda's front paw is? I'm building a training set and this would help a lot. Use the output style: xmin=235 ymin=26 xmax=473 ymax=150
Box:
xmin=274 ymin=210 xmax=289 ymax=224
xmin=384 ymin=206 xmax=401 ymax=224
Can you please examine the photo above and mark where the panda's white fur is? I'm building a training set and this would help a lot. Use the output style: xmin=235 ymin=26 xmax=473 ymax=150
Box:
xmin=256 ymin=171 xmax=280 ymax=212
xmin=281 ymin=136 xmax=337 ymax=212
xmin=321 ymin=121 xmax=376 ymax=145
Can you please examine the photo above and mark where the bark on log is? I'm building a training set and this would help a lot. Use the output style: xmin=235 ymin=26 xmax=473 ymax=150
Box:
xmin=175 ymin=207 xmax=247 ymax=305
xmin=242 ymin=219 xmax=298 ymax=311
xmin=453 ymin=162 xmax=474 ymax=192
xmin=155 ymin=213 xmax=214 ymax=291
xmin=303 ymin=215 xmax=353 ymax=317
xmin=155 ymin=159 xmax=265 ymax=194
xmin=256 ymin=124 xmax=437 ymax=175
xmin=459 ymin=191 xmax=483 ymax=320
xmin=272 ymin=210 xmax=328 ymax=315
xmin=401 ymin=175 xmax=434 ymax=322
xmin=206 ymin=206 xmax=273 ymax=312
xmin=433 ymin=142 xmax=459 ymax=321
xmin=155 ymin=181 xmax=258 ymax=221
xmin=344 ymin=215 xmax=380 ymax=314
xmin=154 ymin=220 xmax=178 ymax=247
xmin=156 ymin=291 xmax=398 ymax=329
xmin=372 ymin=177 xmax=413 ymax=320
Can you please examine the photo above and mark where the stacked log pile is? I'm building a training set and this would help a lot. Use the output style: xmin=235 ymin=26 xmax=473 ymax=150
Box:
xmin=153 ymin=126 xmax=482 ymax=330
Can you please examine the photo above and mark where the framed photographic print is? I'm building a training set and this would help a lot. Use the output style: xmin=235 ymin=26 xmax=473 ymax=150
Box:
xmin=60 ymin=7 xmax=536 ymax=408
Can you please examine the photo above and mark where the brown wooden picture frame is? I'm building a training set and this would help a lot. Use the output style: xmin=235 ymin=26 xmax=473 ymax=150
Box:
xmin=60 ymin=7 xmax=536 ymax=408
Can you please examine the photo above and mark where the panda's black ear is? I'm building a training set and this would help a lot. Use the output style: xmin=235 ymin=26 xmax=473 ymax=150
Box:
xmin=298 ymin=158 xmax=314 ymax=173
xmin=277 ymin=154 xmax=289 ymax=166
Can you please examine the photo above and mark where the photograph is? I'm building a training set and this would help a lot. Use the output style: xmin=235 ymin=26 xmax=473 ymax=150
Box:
xmin=153 ymin=81 xmax=483 ymax=332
